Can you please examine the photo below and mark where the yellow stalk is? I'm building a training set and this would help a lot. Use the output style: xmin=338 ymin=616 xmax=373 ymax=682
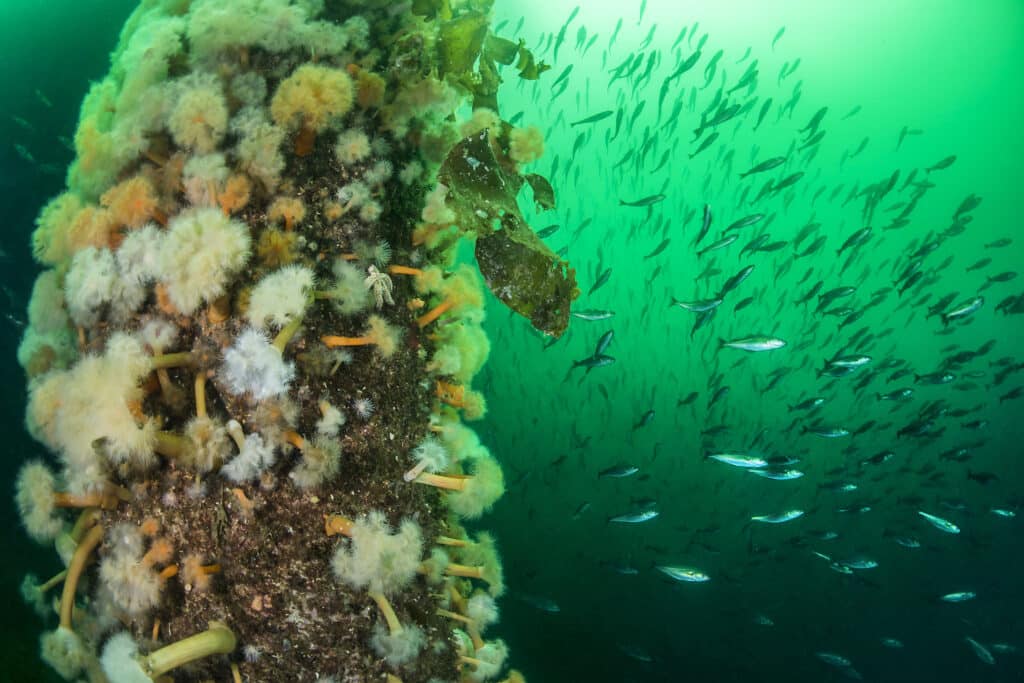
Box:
xmin=436 ymin=608 xmax=472 ymax=625
xmin=143 ymin=621 xmax=236 ymax=678
xmin=388 ymin=264 xmax=424 ymax=277
xmin=60 ymin=524 xmax=104 ymax=629
xmin=195 ymin=373 xmax=207 ymax=419
xmin=414 ymin=472 xmax=470 ymax=491
xmin=436 ymin=535 xmax=470 ymax=547
xmin=445 ymin=563 xmax=484 ymax=580
xmin=272 ymin=313 xmax=305 ymax=353
xmin=151 ymin=351 xmax=196 ymax=369
xmin=321 ymin=334 xmax=374 ymax=348
xmin=39 ymin=569 xmax=68 ymax=593
xmin=153 ymin=431 xmax=190 ymax=459
xmin=368 ymin=591 xmax=403 ymax=635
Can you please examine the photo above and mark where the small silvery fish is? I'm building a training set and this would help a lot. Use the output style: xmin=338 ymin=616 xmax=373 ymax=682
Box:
xmin=594 ymin=330 xmax=614 ymax=356
xmin=600 ymin=560 xmax=639 ymax=575
xmin=723 ymin=213 xmax=766 ymax=232
xmin=841 ymin=556 xmax=878 ymax=570
xmin=918 ymin=510 xmax=960 ymax=534
xmin=719 ymin=336 xmax=787 ymax=352
xmin=588 ymin=267 xmax=612 ymax=295
xmin=656 ymin=565 xmax=710 ymax=582
xmin=751 ymin=509 xmax=804 ymax=523
xmin=571 ymin=309 xmax=615 ymax=321
xmin=514 ymin=593 xmax=561 ymax=613
xmin=964 ymin=636 xmax=995 ymax=665
xmin=536 ymin=224 xmax=559 ymax=238
xmin=570 ymin=110 xmax=613 ymax=126
xmin=748 ymin=468 xmax=804 ymax=480
xmin=739 ymin=156 xmax=786 ymax=178
xmin=671 ymin=297 xmax=723 ymax=312
xmin=827 ymin=354 xmax=872 ymax=368
xmin=894 ymin=536 xmax=921 ymax=549
xmin=697 ymin=234 xmax=738 ymax=257
xmin=618 ymin=644 xmax=653 ymax=662
xmin=940 ymin=591 xmax=976 ymax=602
xmin=608 ymin=509 xmax=660 ymax=524
xmin=815 ymin=652 xmax=853 ymax=668
xmin=801 ymin=425 xmax=850 ymax=438
xmin=619 ymin=194 xmax=666 ymax=207
xmin=707 ymin=452 xmax=767 ymax=468
xmin=570 ymin=354 xmax=615 ymax=374
xmin=941 ymin=296 xmax=984 ymax=326
xmin=881 ymin=638 xmax=904 ymax=648
xmin=694 ymin=203 xmax=712 ymax=246
xmin=598 ymin=463 xmax=639 ymax=479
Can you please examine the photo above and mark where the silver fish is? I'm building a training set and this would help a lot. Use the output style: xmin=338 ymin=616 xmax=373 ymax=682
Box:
xmin=940 ymin=591 xmax=976 ymax=602
xmin=942 ymin=296 xmax=984 ymax=326
xmin=751 ymin=509 xmax=804 ymax=523
xmin=965 ymin=636 xmax=995 ymax=665
xmin=748 ymin=468 xmax=804 ymax=480
xmin=571 ymin=308 xmax=615 ymax=321
xmin=671 ymin=297 xmax=722 ymax=312
xmin=656 ymin=565 xmax=710 ymax=582
xmin=608 ymin=509 xmax=660 ymax=524
xmin=720 ymin=336 xmax=787 ymax=351
xmin=815 ymin=652 xmax=853 ymax=668
xmin=802 ymin=425 xmax=850 ymax=438
xmin=599 ymin=463 xmax=639 ymax=478
xmin=918 ymin=510 xmax=960 ymax=534
xmin=707 ymin=452 xmax=767 ymax=468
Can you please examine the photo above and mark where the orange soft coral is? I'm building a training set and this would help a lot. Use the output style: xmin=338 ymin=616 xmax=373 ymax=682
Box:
xmin=256 ymin=228 xmax=299 ymax=268
xmin=355 ymin=69 xmax=386 ymax=109
xmin=268 ymin=196 xmax=306 ymax=230
xmin=271 ymin=64 xmax=354 ymax=156
xmin=218 ymin=174 xmax=252 ymax=215
xmin=416 ymin=265 xmax=484 ymax=328
xmin=101 ymin=176 xmax=167 ymax=228
xmin=67 ymin=205 xmax=117 ymax=252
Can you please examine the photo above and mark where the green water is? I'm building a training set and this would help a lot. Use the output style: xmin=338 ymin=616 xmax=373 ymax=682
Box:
xmin=474 ymin=1 xmax=1024 ymax=681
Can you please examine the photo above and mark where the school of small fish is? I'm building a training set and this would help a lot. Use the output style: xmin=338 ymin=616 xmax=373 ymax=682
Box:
xmin=481 ymin=4 xmax=1023 ymax=680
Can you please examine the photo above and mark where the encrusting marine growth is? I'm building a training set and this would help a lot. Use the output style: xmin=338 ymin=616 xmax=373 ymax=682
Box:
xmin=14 ymin=0 xmax=576 ymax=681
